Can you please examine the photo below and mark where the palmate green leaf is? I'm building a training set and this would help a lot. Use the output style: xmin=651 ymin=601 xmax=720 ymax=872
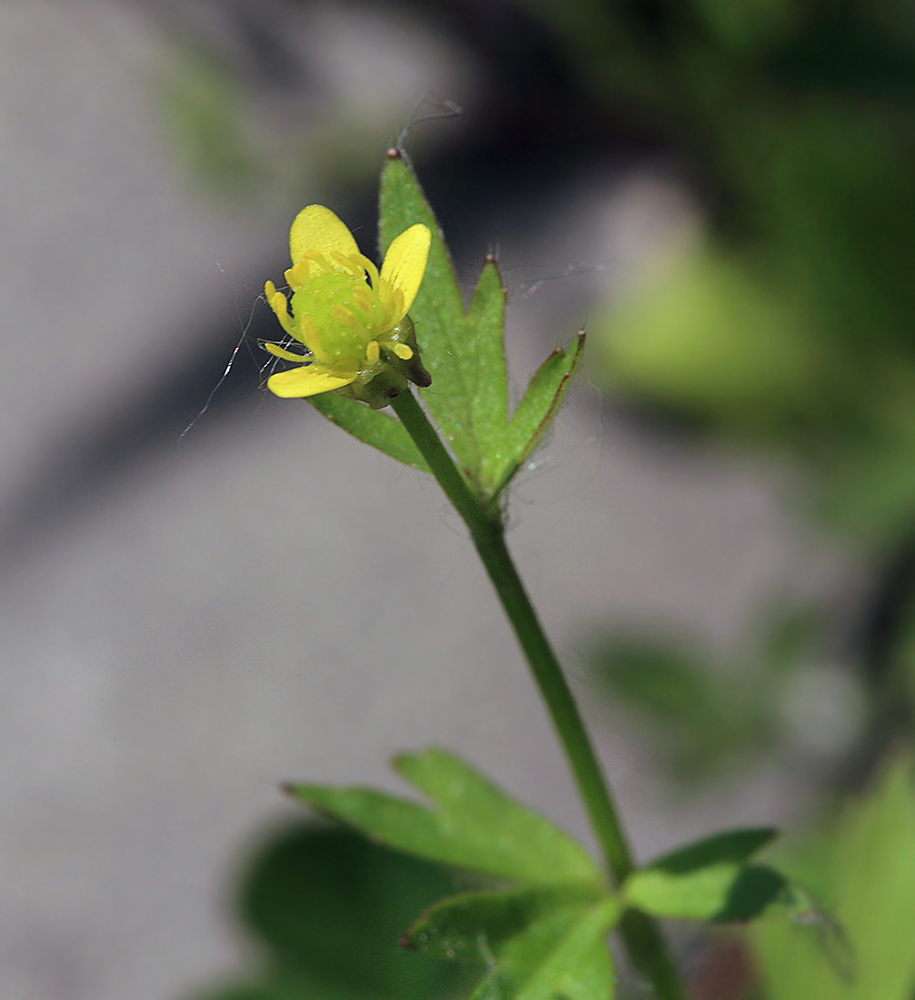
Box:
xmin=403 ymin=887 xmax=621 ymax=1000
xmin=624 ymin=828 xmax=786 ymax=922
xmin=379 ymin=152 xmax=583 ymax=500
xmin=286 ymin=748 xmax=602 ymax=889
xmin=308 ymin=393 xmax=429 ymax=471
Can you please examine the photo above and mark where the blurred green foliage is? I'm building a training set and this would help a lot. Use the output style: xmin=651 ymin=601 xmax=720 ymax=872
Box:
xmin=158 ymin=47 xmax=266 ymax=197
xmin=587 ymin=630 xmax=772 ymax=781
xmin=751 ymin=755 xmax=915 ymax=1000
xmin=189 ymin=821 xmax=479 ymax=1000
xmin=544 ymin=0 xmax=915 ymax=544
xmin=583 ymin=605 xmax=864 ymax=784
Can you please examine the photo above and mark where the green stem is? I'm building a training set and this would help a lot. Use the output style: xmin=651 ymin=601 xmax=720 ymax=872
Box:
xmin=390 ymin=389 xmax=685 ymax=1000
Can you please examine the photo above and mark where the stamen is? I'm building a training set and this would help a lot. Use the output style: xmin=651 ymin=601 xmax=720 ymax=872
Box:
xmin=389 ymin=287 xmax=405 ymax=322
xmin=285 ymin=258 xmax=312 ymax=287
xmin=351 ymin=285 xmax=374 ymax=315
xmin=354 ymin=254 xmax=381 ymax=290
xmin=333 ymin=304 xmax=357 ymax=324
xmin=265 ymin=283 xmax=294 ymax=336
xmin=267 ymin=291 xmax=288 ymax=316
xmin=300 ymin=316 xmax=329 ymax=362
xmin=332 ymin=305 xmax=366 ymax=338
xmin=329 ymin=251 xmax=366 ymax=278
xmin=264 ymin=341 xmax=314 ymax=364
xmin=300 ymin=250 xmax=334 ymax=274
xmin=365 ymin=341 xmax=380 ymax=365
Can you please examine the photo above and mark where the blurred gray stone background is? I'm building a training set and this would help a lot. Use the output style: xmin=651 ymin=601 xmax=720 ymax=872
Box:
xmin=0 ymin=2 xmax=853 ymax=998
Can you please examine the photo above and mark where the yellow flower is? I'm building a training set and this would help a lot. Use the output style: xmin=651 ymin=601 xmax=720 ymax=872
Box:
xmin=263 ymin=205 xmax=431 ymax=407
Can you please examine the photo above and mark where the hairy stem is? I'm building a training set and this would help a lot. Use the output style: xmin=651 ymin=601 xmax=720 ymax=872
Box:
xmin=390 ymin=388 xmax=685 ymax=1000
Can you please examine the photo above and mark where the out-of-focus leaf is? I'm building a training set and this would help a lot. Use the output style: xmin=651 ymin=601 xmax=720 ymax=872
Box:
xmin=751 ymin=754 xmax=915 ymax=999
xmin=590 ymin=637 xmax=730 ymax=723
xmin=691 ymin=0 xmax=797 ymax=53
xmin=817 ymin=419 xmax=915 ymax=542
xmin=243 ymin=823 xmax=473 ymax=999
xmin=404 ymin=887 xmax=620 ymax=1000
xmin=586 ymin=634 xmax=767 ymax=780
xmin=158 ymin=49 xmax=263 ymax=197
xmin=287 ymin=747 xmax=602 ymax=888
xmin=596 ymin=248 xmax=816 ymax=425
xmin=761 ymin=605 xmax=826 ymax=674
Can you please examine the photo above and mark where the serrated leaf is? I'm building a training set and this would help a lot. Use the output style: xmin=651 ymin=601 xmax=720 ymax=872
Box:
xmin=482 ymin=332 xmax=586 ymax=498
xmin=379 ymin=153 xmax=582 ymax=499
xmin=405 ymin=887 xmax=620 ymax=1000
xmin=380 ymin=153 xmax=489 ymax=479
xmin=307 ymin=393 xmax=430 ymax=471
xmin=287 ymin=748 xmax=602 ymax=888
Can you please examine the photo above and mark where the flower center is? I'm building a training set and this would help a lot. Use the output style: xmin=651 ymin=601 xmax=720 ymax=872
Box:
xmin=287 ymin=252 xmax=405 ymax=370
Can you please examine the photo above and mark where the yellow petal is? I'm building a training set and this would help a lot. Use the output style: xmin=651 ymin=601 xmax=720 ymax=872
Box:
xmin=380 ymin=224 xmax=431 ymax=317
xmin=267 ymin=363 xmax=357 ymax=398
xmin=289 ymin=206 xmax=359 ymax=266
